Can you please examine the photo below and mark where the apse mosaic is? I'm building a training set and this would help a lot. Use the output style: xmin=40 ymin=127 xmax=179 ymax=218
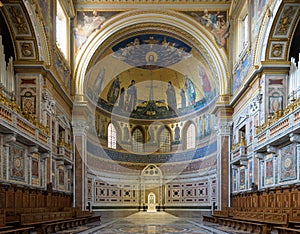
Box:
xmin=112 ymin=34 xmax=192 ymax=69
xmin=96 ymin=71 xmax=215 ymax=120
xmin=87 ymin=140 xmax=217 ymax=163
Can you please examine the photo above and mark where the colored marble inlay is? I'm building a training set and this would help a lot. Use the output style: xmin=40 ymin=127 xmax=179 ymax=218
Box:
xmin=280 ymin=144 xmax=297 ymax=181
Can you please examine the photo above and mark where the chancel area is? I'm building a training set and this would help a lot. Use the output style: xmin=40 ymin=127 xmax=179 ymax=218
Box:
xmin=0 ymin=0 xmax=299 ymax=233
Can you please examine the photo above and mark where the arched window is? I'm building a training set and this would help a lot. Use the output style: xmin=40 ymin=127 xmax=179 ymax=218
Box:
xmin=56 ymin=0 xmax=68 ymax=59
xmin=159 ymin=128 xmax=171 ymax=152
xmin=132 ymin=128 xmax=144 ymax=152
xmin=108 ymin=123 xmax=116 ymax=149
xmin=186 ymin=124 xmax=196 ymax=149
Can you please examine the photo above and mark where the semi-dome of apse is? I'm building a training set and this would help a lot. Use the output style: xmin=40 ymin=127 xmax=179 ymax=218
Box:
xmin=86 ymin=33 xmax=218 ymax=120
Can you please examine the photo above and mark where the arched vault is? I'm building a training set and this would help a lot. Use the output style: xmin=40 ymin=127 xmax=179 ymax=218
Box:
xmin=73 ymin=10 xmax=230 ymax=100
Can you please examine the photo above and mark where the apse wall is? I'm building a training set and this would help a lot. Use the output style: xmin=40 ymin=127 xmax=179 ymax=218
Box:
xmin=85 ymin=102 xmax=217 ymax=209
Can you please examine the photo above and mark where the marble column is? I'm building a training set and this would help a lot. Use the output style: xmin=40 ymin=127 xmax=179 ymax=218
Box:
xmin=216 ymin=121 xmax=231 ymax=209
xmin=72 ymin=103 xmax=89 ymax=210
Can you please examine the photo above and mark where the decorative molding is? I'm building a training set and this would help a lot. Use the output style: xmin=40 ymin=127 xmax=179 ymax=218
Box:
xmin=217 ymin=121 xmax=232 ymax=135
xmin=74 ymin=0 xmax=230 ymax=3
xmin=28 ymin=146 xmax=38 ymax=154
xmin=289 ymin=133 xmax=300 ymax=143
xmin=3 ymin=134 xmax=17 ymax=144
xmin=267 ymin=145 xmax=278 ymax=154
xmin=255 ymin=153 xmax=265 ymax=160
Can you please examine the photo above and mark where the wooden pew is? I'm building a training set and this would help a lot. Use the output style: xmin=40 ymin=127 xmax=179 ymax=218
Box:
xmin=20 ymin=211 xmax=73 ymax=226
xmin=213 ymin=210 xmax=229 ymax=218
xmin=0 ymin=210 xmax=5 ymax=227
xmin=218 ymin=218 xmax=267 ymax=234
xmin=216 ymin=211 xmax=288 ymax=234
xmin=203 ymin=215 xmax=217 ymax=223
xmin=233 ymin=211 xmax=288 ymax=226
xmin=0 ymin=226 xmax=34 ymax=234
xmin=274 ymin=226 xmax=300 ymax=234
xmin=289 ymin=209 xmax=300 ymax=228
xmin=41 ymin=217 xmax=89 ymax=234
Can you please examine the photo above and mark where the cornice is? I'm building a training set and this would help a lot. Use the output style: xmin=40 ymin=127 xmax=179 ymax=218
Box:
xmin=13 ymin=62 xmax=74 ymax=108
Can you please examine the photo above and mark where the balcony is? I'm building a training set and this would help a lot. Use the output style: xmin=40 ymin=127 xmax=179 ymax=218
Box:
xmin=0 ymin=90 xmax=49 ymax=151
xmin=231 ymin=137 xmax=248 ymax=166
xmin=57 ymin=139 xmax=72 ymax=160
xmin=255 ymin=98 xmax=300 ymax=152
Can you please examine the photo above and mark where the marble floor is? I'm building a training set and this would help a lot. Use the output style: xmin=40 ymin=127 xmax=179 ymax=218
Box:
xmin=59 ymin=212 xmax=248 ymax=234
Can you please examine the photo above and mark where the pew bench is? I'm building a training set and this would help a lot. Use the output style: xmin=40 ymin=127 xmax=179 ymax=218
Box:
xmin=202 ymin=215 xmax=217 ymax=223
xmin=88 ymin=215 xmax=101 ymax=223
xmin=41 ymin=217 xmax=89 ymax=234
xmin=20 ymin=211 xmax=73 ymax=225
xmin=218 ymin=218 xmax=267 ymax=234
xmin=0 ymin=226 xmax=34 ymax=234
xmin=274 ymin=226 xmax=300 ymax=234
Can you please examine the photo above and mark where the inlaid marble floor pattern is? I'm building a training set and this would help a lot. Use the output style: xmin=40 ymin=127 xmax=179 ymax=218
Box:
xmin=70 ymin=212 xmax=238 ymax=234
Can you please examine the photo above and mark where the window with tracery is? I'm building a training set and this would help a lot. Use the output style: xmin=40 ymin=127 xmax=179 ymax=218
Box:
xmin=186 ymin=124 xmax=196 ymax=149
xmin=132 ymin=128 xmax=143 ymax=152
xmin=159 ymin=128 xmax=171 ymax=152
xmin=108 ymin=123 xmax=116 ymax=149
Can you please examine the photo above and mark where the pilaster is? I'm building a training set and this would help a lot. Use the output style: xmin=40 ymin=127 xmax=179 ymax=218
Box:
xmin=72 ymin=102 xmax=89 ymax=210
xmin=213 ymin=103 xmax=233 ymax=210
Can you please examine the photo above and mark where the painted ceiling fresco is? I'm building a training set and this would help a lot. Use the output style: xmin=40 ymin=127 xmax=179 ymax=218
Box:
xmin=184 ymin=10 xmax=229 ymax=48
xmin=74 ymin=11 xmax=119 ymax=49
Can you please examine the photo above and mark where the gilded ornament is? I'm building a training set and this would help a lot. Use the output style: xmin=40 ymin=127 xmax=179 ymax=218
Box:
xmin=275 ymin=6 xmax=297 ymax=35
xmin=21 ymin=43 xmax=33 ymax=57
xmin=8 ymin=6 xmax=29 ymax=35
xmin=271 ymin=43 xmax=283 ymax=57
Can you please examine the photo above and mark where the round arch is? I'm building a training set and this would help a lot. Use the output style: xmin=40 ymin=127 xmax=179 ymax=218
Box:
xmin=253 ymin=1 xmax=297 ymax=64
xmin=73 ymin=9 xmax=229 ymax=99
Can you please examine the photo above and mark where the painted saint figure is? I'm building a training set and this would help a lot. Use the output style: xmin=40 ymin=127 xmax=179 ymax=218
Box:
xmin=180 ymin=88 xmax=186 ymax=108
xmin=107 ymin=76 xmax=120 ymax=105
xmin=175 ymin=124 xmax=180 ymax=141
xmin=166 ymin=81 xmax=177 ymax=111
xmin=119 ymin=87 xmax=125 ymax=110
xmin=126 ymin=80 xmax=137 ymax=112
xmin=123 ymin=125 xmax=129 ymax=141
xmin=185 ymin=76 xmax=196 ymax=105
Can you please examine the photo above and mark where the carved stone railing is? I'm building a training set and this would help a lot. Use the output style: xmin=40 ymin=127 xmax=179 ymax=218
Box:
xmin=57 ymin=139 xmax=72 ymax=160
xmin=231 ymin=138 xmax=248 ymax=166
xmin=255 ymin=99 xmax=300 ymax=151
